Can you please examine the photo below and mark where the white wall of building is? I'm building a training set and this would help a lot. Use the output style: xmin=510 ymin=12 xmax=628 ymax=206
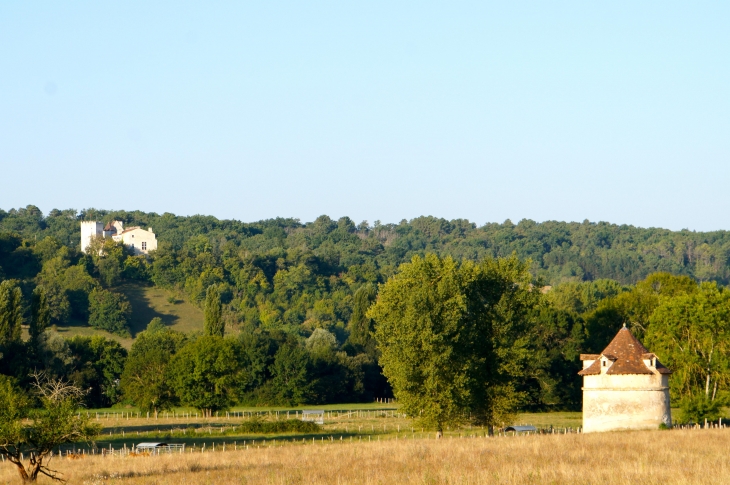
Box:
xmin=80 ymin=221 xmax=103 ymax=254
xmin=582 ymin=371 xmax=671 ymax=433
xmin=81 ymin=221 xmax=157 ymax=255
xmin=115 ymin=227 xmax=158 ymax=255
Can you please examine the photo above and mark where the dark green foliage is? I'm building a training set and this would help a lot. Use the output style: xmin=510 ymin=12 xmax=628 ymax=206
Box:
xmin=204 ymin=285 xmax=224 ymax=337
xmin=346 ymin=284 xmax=377 ymax=354
xmin=238 ymin=417 xmax=320 ymax=434
xmin=29 ymin=286 xmax=50 ymax=344
xmin=369 ymin=254 xmax=542 ymax=432
xmin=66 ymin=335 xmax=128 ymax=407
xmin=120 ymin=320 xmax=185 ymax=415
xmin=0 ymin=233 xmax=39 ymax=280
xmin=677 ymin=394 xmax=727 ymax=424
xmin=168 ymin=336 xmax=243 ymax=415
xmin=645 ymin=282 xmax=730 ymax=405
xmin=88 ymin=288 xmax=132 ymax=336
xmin=35 ymin=252 xmax=97 ymax=324
xmin=267 ymin=343 xmax=310 ymax=406
xmin=520 ymin=307 xmax=584 ymax=410
xmin=306 ymin=329 xmax=367 ymax=404
xmin=122 ymin=255 xmax=150 ymax=280
xmin=0 ymin=280 xmax=23 ymax=347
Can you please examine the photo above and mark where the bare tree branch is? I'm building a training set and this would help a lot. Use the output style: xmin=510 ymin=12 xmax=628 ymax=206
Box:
xmin=30 ymin=371 xmax=87 ymax=403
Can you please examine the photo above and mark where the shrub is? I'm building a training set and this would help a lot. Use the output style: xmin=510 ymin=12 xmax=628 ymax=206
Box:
xmin=239 ymin=418 xmax=320 ymax=434
xmin=677 ymin=394 xmax=726 ymax=424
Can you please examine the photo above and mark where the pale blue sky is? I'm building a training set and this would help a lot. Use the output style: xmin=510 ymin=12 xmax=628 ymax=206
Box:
xmin=1 ymin=2 xmax=728 ymax=230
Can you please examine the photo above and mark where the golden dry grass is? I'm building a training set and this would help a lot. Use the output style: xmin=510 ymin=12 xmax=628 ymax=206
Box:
xmin=2 ymin=428 xmax=728 ymax=485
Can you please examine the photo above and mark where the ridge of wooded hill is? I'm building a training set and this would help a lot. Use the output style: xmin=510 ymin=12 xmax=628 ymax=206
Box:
xmin=2 ymin=205 xmax=729 ymax=286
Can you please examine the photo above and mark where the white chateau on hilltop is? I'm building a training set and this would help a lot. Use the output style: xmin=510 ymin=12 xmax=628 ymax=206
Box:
xmin=80 ymin=221 xmax=157 ymax=255
xmin=579 ymin=325 xmax=672 ymax=433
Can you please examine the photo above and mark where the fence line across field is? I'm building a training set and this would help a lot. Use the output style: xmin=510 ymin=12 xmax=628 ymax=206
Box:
xmin=301 ymin=410 xmax=325 ymax=424
xmin=90 ymin=408 xmax=406 ymax=422
xmin=30 ymin=421 xmax=726 ymax=462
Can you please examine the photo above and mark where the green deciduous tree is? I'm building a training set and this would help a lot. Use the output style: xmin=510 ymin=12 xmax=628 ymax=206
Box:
xmin=0 ymin=280 xmax=23 ymax=348
xmin=645 ymin=282 xmax=730 ymax=412
xmin=269 ymin=343 xmax=310 ymax=406
xmin=346 ymin=283 xmax=377 ymax=354
xmin=29 ymin=286 xmax=50 ymax=346
xmin=204 ymin=285 xmax=224 ymax=337
xmin=88 ymin=288 xmax=132 ymax=337
xmin=0 ymin=373 xmax=100 ymax=482
xmin=521 ymin=306 xmax=584 ymax=410
xmin=66 ymin=335 xmax=127 ymax=408
xmin=369 ymin=253 xmax=541 ymax=436
xmin=120 ymin=319 xmax=184 ymax=417
xmin=86 ymin=236 xmax=127 ymax=287
xmin=168 ymin=336 xmax=242 ymax=416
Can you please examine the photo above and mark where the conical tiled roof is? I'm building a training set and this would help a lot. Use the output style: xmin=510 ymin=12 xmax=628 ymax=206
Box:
xmin=579 ymin=326 xmax=671 ymax=376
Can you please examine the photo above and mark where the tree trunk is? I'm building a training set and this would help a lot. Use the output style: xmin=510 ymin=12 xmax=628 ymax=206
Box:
xmin=705 ymin=373 xmax=711 ymax=397
xmin=435 ymin=430 xmax=442 ymax=439
xmin=14 ymin=463 xmax=30 ymax=482
xmin=488 ymin=425 xmax=494 ymax=437
xmin=28 ymin=464 xmax=41 ymax=482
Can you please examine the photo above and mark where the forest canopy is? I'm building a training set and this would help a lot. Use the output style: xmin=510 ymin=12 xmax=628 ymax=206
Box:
xmin=1 ymin=205 xmax=730 ymax=421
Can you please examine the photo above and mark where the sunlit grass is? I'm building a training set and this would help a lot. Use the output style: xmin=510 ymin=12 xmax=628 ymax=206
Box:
xmin=4 ymin=428 xmax=728 ymax=484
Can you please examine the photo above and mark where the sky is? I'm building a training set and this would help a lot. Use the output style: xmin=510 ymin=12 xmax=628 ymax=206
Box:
xmin=1 ymin=2 xmax=729 ymax=231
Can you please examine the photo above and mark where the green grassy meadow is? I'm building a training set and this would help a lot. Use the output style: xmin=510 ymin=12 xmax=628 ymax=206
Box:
xmin=118 ymin=283 xmax=204 ymax=336
xmin=44 ymin=284 xmax=204 ymax=348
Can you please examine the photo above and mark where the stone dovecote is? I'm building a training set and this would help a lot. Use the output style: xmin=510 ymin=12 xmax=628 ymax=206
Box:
xmin=579 ymin=325 xmax=671 ymax=433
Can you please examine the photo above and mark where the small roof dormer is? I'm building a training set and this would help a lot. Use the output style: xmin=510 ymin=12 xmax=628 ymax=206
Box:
xmin=578 ymin=326 xmax=671 ymax=376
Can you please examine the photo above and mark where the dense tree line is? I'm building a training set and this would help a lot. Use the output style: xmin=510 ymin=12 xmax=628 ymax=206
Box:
xmin=0 ymin=205 xmax=729 ymax=422
xmin=4 ymin=205 xmax=730 ymax=287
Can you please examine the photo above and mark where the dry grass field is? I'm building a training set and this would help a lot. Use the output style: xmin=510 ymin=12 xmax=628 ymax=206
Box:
xmin=73 ymin=407 xmax=581 ymax=452
xmin=1 ymin=428 xmax=727 ymax=485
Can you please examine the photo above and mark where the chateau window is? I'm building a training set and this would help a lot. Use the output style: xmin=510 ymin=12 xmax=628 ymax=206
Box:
xmin=602 ymin=360 xmax=606 ymax=367
xmin=142 ymin=242 xmax=147 ymax=250
xmin=131 ymin=243 xmax=135 ymax=249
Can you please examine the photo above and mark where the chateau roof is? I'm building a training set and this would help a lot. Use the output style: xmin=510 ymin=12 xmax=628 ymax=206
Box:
xmin=118 ymin=226 xmax=141 ymax=235
xmin=578 ymin=326 xmax=671 ymax=376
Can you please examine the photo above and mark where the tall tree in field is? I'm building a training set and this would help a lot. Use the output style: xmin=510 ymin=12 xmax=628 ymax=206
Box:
xmin=120 ymin=319 xmax=185 ymax=418
xmin=29 ymin=286 xmax=50 ymax=345
xmin=168 ymin=336 xmax=241 ymax=416
xmin=270 ymin=343 xmax=310 ymax=405
xmin=645 ymin=282 xmax=730 ymax=421
xmin=466 ymin=256 xmax=543 ymax=429
xmin=204 ymin=285 xmax=224 ymax=337
xmin=368 ymin=253 xmax=540 ymax=437
xmin=0 ymin=280 xmax=23 ymax=347
xmin=347 ymin=283 xmax=377 ymax=354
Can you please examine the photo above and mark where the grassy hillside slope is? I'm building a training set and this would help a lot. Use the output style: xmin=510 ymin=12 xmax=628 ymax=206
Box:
xmin=50 ymin=284 xmax=203 ymax=348
xmin=118 ymin=284 xmax=204 ymax=336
